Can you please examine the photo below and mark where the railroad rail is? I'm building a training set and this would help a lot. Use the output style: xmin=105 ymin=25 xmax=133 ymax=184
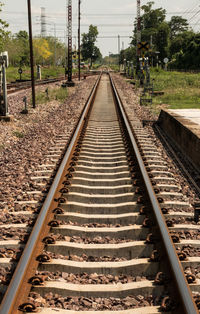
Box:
xmin=7 ymin=72 xmax=96 ymax=95
xmin=0 ymin=72 xmax=199 ymax=313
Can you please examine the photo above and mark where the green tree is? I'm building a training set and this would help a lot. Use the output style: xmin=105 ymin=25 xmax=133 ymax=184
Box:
xmin=168 ymin=16 xmax=189 ymax=40
xmin=120 ymin=47 xmax=136 ymax=64
xmin=3 ymin=31 xmax=29 ymax=66
xmin=141 ymin=1 xmax=166 ymax=29
xmin=46 ymin=36 xmax=67 ymax=66
xmin=16 ymin=31 xmax=29 ymax=65
xmin=0 ymin=2 xmax=9 ymax=51
xmin=169 ymin=30 xmax=193 ymax=57
xmin=131 ymin=1 xmax=170 ymax=66
xmin=131 ymin=1 xmax=166 ymax=46
xmin=154 ymin=22 xmax=170 ymax=60
xmin=81 ymin=25 xmax=101 ymax=66
xmin=169 ymin=32 xmax=200 ymax=69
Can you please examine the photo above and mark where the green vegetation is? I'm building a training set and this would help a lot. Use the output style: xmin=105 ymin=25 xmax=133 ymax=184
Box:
xmin=2 ymin=29 xmax=67 ymax=67
xmin=0 ymin=144 xmax=5 ymax=151
xmin=13 ymin=131 xmax=24 ymax=138
xmin=0 ymin=2 xmax=9 ymax=51
xmin=151 ymin=69 xmax=200 ymax=109
xmin=6 ymin=66 xmax=67 ymax=83
xmin=109 ymin=64 xmax=120 ymax=72
xmin=33 ymin=86 xmax=68 ymax=106
xmin=119 ymin=1 xmax=199 ymax=71
xmin=81 ymin=25 xmax=102 ymax=67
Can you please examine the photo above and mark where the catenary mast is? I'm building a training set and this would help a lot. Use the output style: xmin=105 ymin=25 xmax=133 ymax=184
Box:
xmin=136 ymin=0 xmax=141 ymax=71
xmin=67 ymin=0 xmax=73 ymax=83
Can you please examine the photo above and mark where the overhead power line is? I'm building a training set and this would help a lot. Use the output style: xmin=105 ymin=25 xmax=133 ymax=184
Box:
xmin=188 ymin=10 xmax=200 ymax=22
xmin=182 ymin=2 xmax=200 ymax=15
xmin=3 ymin=10 xmax=196 ymax=16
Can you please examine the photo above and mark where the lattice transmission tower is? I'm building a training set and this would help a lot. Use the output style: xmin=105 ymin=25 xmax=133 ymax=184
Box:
xmin=41 ymin=7 xmax=46 ymax=37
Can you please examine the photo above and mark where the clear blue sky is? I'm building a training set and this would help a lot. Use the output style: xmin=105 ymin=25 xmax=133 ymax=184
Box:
xmin=1 ymin=0 xmax=199 ymax=56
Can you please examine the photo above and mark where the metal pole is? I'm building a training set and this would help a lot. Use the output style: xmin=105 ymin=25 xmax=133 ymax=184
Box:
xmin=78 ymin=0 xmax=81 ymax=81
xmin=136 ymin=0 xmax=141 ymax=74
xmin=2 ymin=62 xmax=8 ymax=115
xmin=118 ymin=35 xmax=120 ymax=72
xmin=54 ymin=23 xmax=57 ymax=66
xmin=68 ymin=0 xmax=73 ymax=83
xmin=27 ymin=0 xmax=36 ymax=108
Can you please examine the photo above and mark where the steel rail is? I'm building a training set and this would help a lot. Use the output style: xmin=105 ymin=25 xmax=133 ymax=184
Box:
xmin=109 ymin=74 xmax=198 ymax=314
xmin=7 ymin=72 xmax=96 ymax=94
xmin=0 ymin=72 xmax=102 ymax=314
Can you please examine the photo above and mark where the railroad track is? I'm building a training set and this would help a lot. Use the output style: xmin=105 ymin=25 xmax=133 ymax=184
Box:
xmin=7 ymin=77 xmax=65 ymax=94
xmin=0 ymin=72 xmax=199 ymax=313
xmin=6 ymin=72 xmax=96 ymax=95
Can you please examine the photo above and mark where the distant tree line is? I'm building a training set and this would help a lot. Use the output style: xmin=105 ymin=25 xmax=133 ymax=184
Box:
xmin=2 ymin=0 xmax=199 ymax=70
xmin=1 ymin=30 xmax=67 ymax=67
xmin=121 ymin=1 xmax=199 ymax=70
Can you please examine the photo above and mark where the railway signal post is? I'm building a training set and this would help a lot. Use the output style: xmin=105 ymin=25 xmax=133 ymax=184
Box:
xmin=123 ymin=59 xmax=126 ymax=75
xmin=0 ymin=52 xmax=9 ymax=119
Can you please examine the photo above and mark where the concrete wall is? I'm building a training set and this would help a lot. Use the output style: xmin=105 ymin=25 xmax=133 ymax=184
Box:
xmin=157 ymin=109 xmax=200 ymax=171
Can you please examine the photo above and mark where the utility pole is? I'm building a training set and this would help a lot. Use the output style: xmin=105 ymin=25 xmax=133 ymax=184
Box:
xmin=118 ymin=35 xmax=120 ymax=72
xmin=78 ymin=0 xmax=81 ymax=81
xmin=54 ymin=23 xmax=57 ymax=66
xmin=27 ymin=0 xmax=36 ymax=108
xmin=136 ymin=0 xmax=141 ymax=74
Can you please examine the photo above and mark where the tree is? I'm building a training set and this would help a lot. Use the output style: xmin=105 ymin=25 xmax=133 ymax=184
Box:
xmin=169 ymin=30 xmax=193 ymax=57
xmin=45 ymin=36 xmax=66 ymax=66
xmin=16 ymin=31 xmax=29 ymax=65
xmin=3 ymin=31 xmax=30 ymax=66
xmin=0 ymin=2 xmax=9 ymax=51
xmin=120 ymin=47 xmax=136 ymax=64
xmin=141 ymin=1 xmax=166 ymax=30
xmin=154 ymin=22 xmax=170 ymax=60
xmin=92 ymin=46 xmax=102 ymax=64
xmin=81 ymin=25 xmax=101 ymax=66
xmin=33 ymin=38 xmax=52 ymax=64
xmin=169 ymin=31 xmax=200 ymax=70
xmin=168 ymin=16 xmax=189 ymax=40
xmin=131 ymin=1 xmax=166 ymax=46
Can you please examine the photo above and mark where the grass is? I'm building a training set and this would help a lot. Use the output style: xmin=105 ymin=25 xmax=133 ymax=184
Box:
xmin=13 ymin=130 xmax=24 ymax=138
xmin=6 ymin=66 xmax=89 ymax=83
xmin=34 ymin=86 xmax=68 ymax=106
xmin=150 ymin=68 xmax=200 ymax=109
xmin=109 ymin=64 xmax=120 ymax=72
xmin=6 ymin=66 xmax=67 ymax=83
xmin=0 ymin=144 xmax=5 ymax=151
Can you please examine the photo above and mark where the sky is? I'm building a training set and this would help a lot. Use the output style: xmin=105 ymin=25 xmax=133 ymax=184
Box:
xmin=1 ymin=0 xmax=200 ymax=56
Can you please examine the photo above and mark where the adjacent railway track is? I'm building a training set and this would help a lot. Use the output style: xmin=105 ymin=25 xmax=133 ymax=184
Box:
xmin=7 ymin=72 xmax=95 ymax=95
xmin=0 ymin=72 xmax=199 ymax=313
